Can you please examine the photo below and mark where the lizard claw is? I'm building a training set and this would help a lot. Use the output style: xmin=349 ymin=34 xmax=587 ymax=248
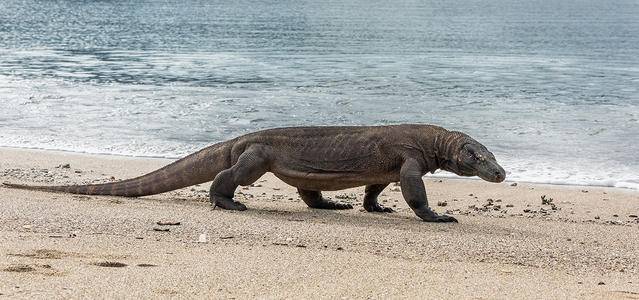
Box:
xmin=427 ymin=215 xmax=458 ymax=223
xmin=211 ymin=195 xmax=247 ymax=211
xmin=363 ymin=203 xmax=394 ymax=213
xmin=414 ymin=207 xmax=458 ymax=223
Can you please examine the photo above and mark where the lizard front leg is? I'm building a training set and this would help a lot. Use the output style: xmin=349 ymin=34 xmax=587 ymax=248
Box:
xmin=400 ymin=159 xmax=457 ymax=223
xmin=363 ymin=183 xmax=393 ymax=212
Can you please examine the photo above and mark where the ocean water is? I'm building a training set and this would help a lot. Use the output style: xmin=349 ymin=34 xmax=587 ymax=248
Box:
xmin=0 ymin=0 xmax=638 ymax=189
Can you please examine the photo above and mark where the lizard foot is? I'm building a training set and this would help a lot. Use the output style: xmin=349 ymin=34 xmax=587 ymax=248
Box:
xmin=414 ymin=207 xmax=457 ymax=223
xmin=363 ymin=203 xmax=394 ymax=213
xmin=309 ymin=199 xmax=353 ymax=210
xmin=212 ymin=196 xmax=247 ymax=211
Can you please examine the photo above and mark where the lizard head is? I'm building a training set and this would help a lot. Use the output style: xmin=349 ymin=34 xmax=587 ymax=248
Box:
xmin=434 ymin=131 xmax=506 ymax=182
xmin=453 ymin=142 xmax=506 ymax=183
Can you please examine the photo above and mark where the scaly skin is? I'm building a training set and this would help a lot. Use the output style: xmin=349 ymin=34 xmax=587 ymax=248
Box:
xmin=3 ymin=124 xmax=506 ymax=222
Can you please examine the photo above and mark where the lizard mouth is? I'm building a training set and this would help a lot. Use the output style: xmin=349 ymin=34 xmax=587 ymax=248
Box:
xmin=477 ymin=161 xmax=506 ymax=183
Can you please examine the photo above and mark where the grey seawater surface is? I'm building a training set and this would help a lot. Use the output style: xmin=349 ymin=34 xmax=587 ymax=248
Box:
xmin=0 ymin=0 xmax=638 ymax=189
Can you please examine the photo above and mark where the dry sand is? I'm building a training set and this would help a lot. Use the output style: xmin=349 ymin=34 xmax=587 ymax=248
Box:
xmin=1 ymin=147 xmax=638 ymax=299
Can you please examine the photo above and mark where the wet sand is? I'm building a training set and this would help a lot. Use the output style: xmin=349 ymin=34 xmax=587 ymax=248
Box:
xmin=1 ymin=147 xmax=638 ymax=299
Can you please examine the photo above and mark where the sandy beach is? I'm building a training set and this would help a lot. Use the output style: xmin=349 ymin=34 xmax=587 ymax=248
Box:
xmin=0 ymin=146 xmax=638 ymax=299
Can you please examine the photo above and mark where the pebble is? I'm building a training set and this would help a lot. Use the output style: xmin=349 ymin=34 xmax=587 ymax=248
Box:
xmin=152 ymin=228 xmax=169 ymax=232
xmin=137 ymin=264 xmax=157 ymax=268
xmin=510 ymin=183 xmax=517 ymax=186
xmin=436 ymin=201 xmax=447 ymax=207
xmin=156 ymin=220 xmax=181 ymax=226
xmin=198 ymin=233 xmax=208 ymax=243
xmin=598 ymin=281 xmax=605 ymax=285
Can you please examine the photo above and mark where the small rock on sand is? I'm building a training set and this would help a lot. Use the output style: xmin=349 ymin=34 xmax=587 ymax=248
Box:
xmin=198 ymin=233 xmax=208 ymax=243
xmin=437 ymin=201 xmax=447 ymax=207
xmin=156 ymin=220 xmax=181 ymax=226
xmin=137 ymin=263 xmax=157 ymax=267
xmin=510 ymin=182 xmax=517 ymax=186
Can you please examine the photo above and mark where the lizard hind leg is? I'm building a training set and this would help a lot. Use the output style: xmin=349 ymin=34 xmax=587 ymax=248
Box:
xmin=363 ymin=183 xmax=394 ymax=213
xmin=297 ymin=189 xmax=353 ymax=210
xmin=209 ymin=169 xmax=248 ymax=211
xmin=209 ymin=146 xmax=269 ymax=211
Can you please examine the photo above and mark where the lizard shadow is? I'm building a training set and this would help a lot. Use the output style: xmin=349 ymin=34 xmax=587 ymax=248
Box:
xmin=230 ymin=204 xmax=528 ymax=237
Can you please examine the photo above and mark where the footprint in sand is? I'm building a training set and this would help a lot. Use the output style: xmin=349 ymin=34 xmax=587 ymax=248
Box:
xmin=91 ymin=261 xmax=128 ymax=268
xmin=2 ymin=264 xmax=58 ymax=276
xmin=3 ymin=264 xmax=35 ymax=272
xmin=8 ymin=249 xmax=69 ymax=259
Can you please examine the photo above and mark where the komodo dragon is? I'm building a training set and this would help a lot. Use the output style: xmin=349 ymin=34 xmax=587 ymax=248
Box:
xmin=3 ymin=124 xmax=505 ymax=222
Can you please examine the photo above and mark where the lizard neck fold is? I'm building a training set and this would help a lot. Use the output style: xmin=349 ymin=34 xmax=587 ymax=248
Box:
xmin=433 ymin=130 xmax=468 ymax=173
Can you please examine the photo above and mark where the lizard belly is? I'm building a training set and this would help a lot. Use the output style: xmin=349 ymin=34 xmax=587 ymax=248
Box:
xmin=268 ymin=149 xmax=400 ymax=191
xmin=271 ymin=167 xmax=399 ymax=191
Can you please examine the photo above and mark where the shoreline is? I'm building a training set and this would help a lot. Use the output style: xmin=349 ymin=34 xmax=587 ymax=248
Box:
xmin=1 ymin=147 xmax=638 ymax=298
xmin=2 ymin=145 xmax=637 ymax=192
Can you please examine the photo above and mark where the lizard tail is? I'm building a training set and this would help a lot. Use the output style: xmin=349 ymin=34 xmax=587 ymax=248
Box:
xmin=2 ymin=142 xmax=231 ymax=197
